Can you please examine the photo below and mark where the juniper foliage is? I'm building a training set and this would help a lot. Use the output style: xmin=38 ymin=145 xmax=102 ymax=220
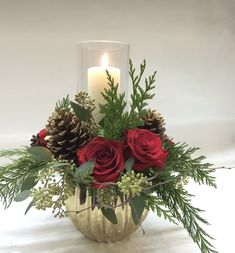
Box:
xmin=100 ymin=60 xmax=156 ymax=139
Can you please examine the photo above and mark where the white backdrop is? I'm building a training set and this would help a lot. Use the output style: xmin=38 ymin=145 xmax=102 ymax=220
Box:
xmin=0 ymin=0 xmax=234 ymax=151
xmin=0 ymin=1 xmax=235 ymax=253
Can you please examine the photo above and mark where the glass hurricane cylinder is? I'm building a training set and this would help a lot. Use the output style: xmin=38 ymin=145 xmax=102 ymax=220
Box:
xmin=77 ymin=40 xmax=130 ymax=122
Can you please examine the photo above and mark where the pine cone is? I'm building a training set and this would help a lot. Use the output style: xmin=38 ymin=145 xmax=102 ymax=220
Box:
xmin=140 ymin=109 xmax=166 ymax=135
xmin=46 ymin=109 xmax=92 ymax=162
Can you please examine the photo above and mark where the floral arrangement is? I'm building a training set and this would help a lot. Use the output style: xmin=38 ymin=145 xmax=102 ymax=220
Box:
xmin=0 ymin=60 xmax=218 ymax=253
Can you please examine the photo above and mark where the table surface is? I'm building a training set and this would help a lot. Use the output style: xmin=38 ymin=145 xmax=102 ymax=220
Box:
xmin=0 ymin=143 xmax=234 ymax=253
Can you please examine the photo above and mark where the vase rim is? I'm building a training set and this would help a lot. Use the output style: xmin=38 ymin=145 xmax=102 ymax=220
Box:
xmin=77 ymin=40 xmax=129 ymax=46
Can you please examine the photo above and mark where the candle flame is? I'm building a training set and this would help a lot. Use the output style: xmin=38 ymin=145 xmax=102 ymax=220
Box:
xmin=101 ymin=53 xmax=109 ymax=67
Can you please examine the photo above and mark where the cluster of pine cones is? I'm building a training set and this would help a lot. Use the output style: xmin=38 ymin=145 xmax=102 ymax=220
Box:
xmin=31 ymin=92 xmax=166 ymax=163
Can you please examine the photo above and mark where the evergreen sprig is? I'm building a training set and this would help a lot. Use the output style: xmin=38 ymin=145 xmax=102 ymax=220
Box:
xmin=141 ymin=141 xmax=217 ymax=253
xmin=100 ymin=60 xmax=157 ymax=139
xmin=129 ymin=59 xmax=156 ymax=114
xmin=55 ymin=95 xmax=71 ymax=112
xmin=165 ymin=142 xmax=216 ymax=188
xmin=99 ymin=70 xmax=128 ymax=139
xmin=0 ymin=149 xmax=47 ymax=208
xmin=0 ymin=148 xmax=26 ymax=157
xmin=156 ymin=184 xmax=218 ymax=253
xmin=144 ymin=193 xmax=178 ymax=224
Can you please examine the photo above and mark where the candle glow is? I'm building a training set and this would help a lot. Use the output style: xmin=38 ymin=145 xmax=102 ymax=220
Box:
xmin=88 ymin=53 xmax=120 ymax=122
xmin=101 ymin=53 xmax=109 ymax=67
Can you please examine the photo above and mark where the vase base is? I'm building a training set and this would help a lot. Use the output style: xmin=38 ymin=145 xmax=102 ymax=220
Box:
xmin=66 ymin=192 xmax=148 ymax=243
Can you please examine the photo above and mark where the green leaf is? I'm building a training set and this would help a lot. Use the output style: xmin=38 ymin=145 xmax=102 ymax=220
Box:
xmin=25 ymin=200 xmax=34 ymax=215
xmin=101 ymin=208 xmax=118 ymax=224
xmin=15 ymin=190 xmax=31 ymax=202
xmin=75 ymin=160 xmax=94 ymax=176
xmin=21 ymin=176 xmax=38 ymax=191
xmin=98 ymin=116 xmax=105 ymax=127
xmin=70 ymin=101 xmax=92 ymax=122
xmin=27 ymin=146 xmax=52 ymax=162
xmin=75 ymin=160 xmax=94 ymax=184
xmin=130 ymin=195 xmax=145 ymax=225
xmin=51 ymin=162 xmax=71 ymax=169
xmin=98 ymin=128 xmax=105 ymax=137
xmin=125 ymin=157 xmax=135 ymax=172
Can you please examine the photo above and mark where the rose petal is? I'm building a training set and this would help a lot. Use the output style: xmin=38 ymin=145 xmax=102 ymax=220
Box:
xmin=77 ymin=137 xmax=124 ymax=188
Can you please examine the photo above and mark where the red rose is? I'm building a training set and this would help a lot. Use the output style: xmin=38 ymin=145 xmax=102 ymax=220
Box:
xmin=77 ymin=137 xmax=124 ymax=188
xmin=38 ymin=129 xmax=47 ymax=147
xmin=125 ymin=129 xmax=168 ymax=171
xmin=31 ymin=129 xmax=47 ymax=147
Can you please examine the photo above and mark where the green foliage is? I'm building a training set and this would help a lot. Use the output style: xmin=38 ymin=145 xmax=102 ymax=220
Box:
xmin=70 ymin=101 xmax=92 ymax=122
xmin=15 ymin=190 xmax=31 ymax=202
xmin=96 ymin=187 xmax=117 ymax=208
xmin=165 ymin=142 xmax=216 ymax=188
xmin=55 ymin=95 xmax=71 ymax=112
xmin=144 ymin=194 xmax=178 ymax=224
xmin=130 ymin=195 xmax=145 ymax=225
xmin=55 ymin=94 xmax=93 ymax=123
xmin=25 ymin=200 xmax=34 ymax=215
xmin=124 ymin=157 xmax=135 ymax=172
xmin=156 ymin=183 xmax=218 ymax=253
xmin=99 ymin=70 xmax=128 ymax=139
xmin=0 ymin=148 xmax=26 ymax=157
xmin=101 ymin=207 xmax=118 ymax=224
xmin=21 ymin=175 xmax=38 ymax=191
xmin=129 ymin=59 xmax=156 ymax=114
xmin=27 ymin=146 xmax=53 ymax=162
xmin=0 ymin=148 xmax=48 ymax=208
xmin=74 ymin=160 xmax=94 ymax=184
xmin=31 ymin=164 xmax=75 ymax=218
xmin=0 ymin=148 xmax=76 ymax=214
xmin=140 ymin=141 xmax=217 ymax=253
xmin=100 ymin=60 xmax=157 ymax=139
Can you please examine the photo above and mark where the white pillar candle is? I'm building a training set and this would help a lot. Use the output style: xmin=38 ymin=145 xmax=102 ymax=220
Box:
xmin=88 ymin=53 xmax=120 ymax=122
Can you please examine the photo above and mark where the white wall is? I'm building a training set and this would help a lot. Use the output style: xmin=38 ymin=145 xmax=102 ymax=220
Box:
xmin=0 ymin=0 xmax=234 ymax=154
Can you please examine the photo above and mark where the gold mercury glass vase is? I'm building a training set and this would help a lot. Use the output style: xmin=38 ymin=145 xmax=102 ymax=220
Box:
xmin=65 ymin=188 xmax=148 ymax=242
